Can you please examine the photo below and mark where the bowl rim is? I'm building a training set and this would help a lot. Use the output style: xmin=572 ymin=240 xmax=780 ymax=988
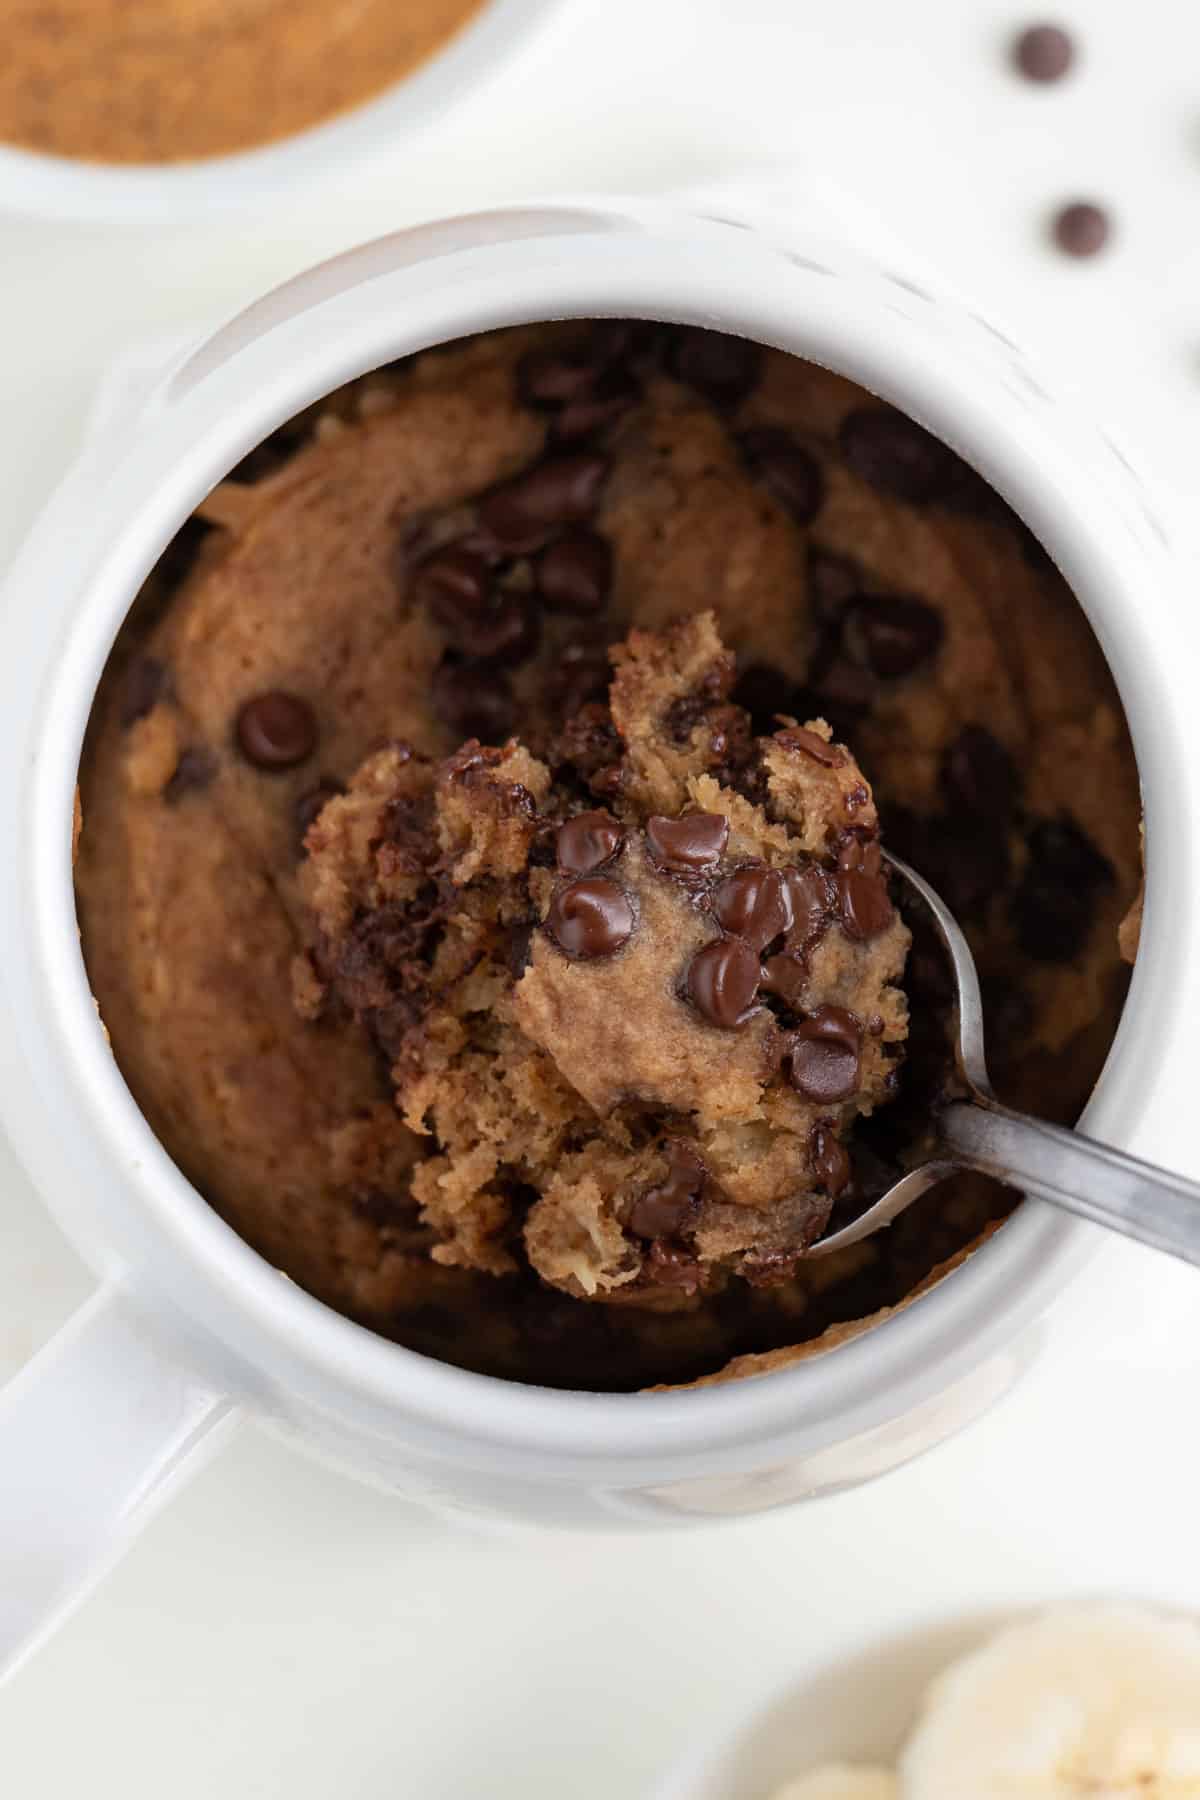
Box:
xmin=16 ymin=210 xmax=1180 ymax=1471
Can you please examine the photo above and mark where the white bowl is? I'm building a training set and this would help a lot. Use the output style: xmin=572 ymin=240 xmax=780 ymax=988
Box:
xmin=0 ymin=0 xmax=566 ymax=223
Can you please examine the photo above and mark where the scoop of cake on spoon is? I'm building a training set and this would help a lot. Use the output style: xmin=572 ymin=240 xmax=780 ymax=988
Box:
xmin=808 ymin=853 xmax=1200 ymax=1265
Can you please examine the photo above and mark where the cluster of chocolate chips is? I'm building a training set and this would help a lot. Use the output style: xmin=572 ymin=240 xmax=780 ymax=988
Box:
xmin=542 ymin=790 xmax=894 ymax=1111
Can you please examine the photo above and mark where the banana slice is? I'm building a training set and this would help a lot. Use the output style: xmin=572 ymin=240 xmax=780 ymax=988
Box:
xmin=900 ymin=1605 xmax=1200 ymax=1796
xmin=771 ymin=1768 xmax=897 ymax=1799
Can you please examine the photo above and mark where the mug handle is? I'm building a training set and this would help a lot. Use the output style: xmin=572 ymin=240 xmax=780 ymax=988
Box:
xmin=0 ymin=1285 xmax=236 ymax=1684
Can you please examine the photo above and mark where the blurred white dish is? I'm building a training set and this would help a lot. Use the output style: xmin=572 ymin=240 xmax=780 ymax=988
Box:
xmin=0 ymin=0 xmax=566 ymax=224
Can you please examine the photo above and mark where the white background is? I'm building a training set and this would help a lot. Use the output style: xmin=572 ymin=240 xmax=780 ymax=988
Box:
xmin=3 ymin=1 xmax=1200 ymax=1792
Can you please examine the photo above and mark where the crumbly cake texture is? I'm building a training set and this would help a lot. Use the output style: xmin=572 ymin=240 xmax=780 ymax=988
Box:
xmin=74 ymin=321 xmax=1142 ymax=1390
xmin=298 ymin=612 xmax=910 ymax=1307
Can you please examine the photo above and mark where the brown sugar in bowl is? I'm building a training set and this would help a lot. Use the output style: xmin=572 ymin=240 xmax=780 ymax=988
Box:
xmin=0 ymin=0 xmax=566 ymax=219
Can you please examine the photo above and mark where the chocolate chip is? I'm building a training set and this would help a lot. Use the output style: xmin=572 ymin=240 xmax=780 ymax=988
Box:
xmin=551 ymin=368 xmax=640 ymax=443
xmin=556 ymin=810 xmax=624 ymax=875
xmin=836 ymin=837 xmax=894 ymax=942
xmin=545 ymin=876 xmax=634 ymax=959
xmin=809 ymin=1122 xmax=851 ymax=1196
xmin=941 ymin=724 xmax=1019 ymax=819
xmin=1013 ymin=23 xmax=1075 ymax=82
xmin=1011 ymin=816 xmax=1114 ymax=961
xmin=846 ymin=595 xmax=943 ymax=678
xmin=669 ymin=328 xmax=763 ymax=407
xmin=120 ymin=656 xmax=168 ymax=726
xmin=786 ymin=1007 xmax=862 ymax=1103
xmin=534 ymin=529 xmax=612 ymax=614
xmin=506 ymin=922 xmax=535 ymax=980
xmin=761 ymin=950 xmax=808 ymax=1008
xmin=477 ymin=451 xmax=610 ymax=552
xmin=626 ymin=1140 xmax=706 ymax=1241
xmin=235 ymin=691 xmax=318 ymax=770
xmin=775 ymin=725 xmax=846 ymax=767
xmin=806 ymin=547 xmax=862 ymax=618
xmin=1052 ymin=201 xmax=1111 ymax=259
xmin=738 ymin=427 xmax=824 ymax=524
xmin=839 ymin=408 xmax=953 ymax=504
xmin=646 ymin=810 xmax=730 ymax=873
xmin=731 ymin=664 xmax=802 ymax=735
xmin=516 ymin=347 xmax=606 ymax=409
xmin=431 ymin=659 xmax=516 ymax=742
xmin=164 ymin=746 xmax=216 ymax=802
xmin=686 ymin=935 xmax=761 ymax=1029
xmin=295 ymin=779 xmax=343 ymax=846
xmin=785 ymin=864 xmax=839 ymax=950
xmin=417 ymin=544 xmax=540 ymax=663
xmin=644 ymin=1240 xmax=706 ymax=1294
xmin=712 ymin=866 xmax=793 ymax=951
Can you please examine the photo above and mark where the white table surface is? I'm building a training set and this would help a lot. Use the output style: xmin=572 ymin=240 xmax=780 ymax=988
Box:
xmin=3 ymin=1 xmax=1200 ymax=1792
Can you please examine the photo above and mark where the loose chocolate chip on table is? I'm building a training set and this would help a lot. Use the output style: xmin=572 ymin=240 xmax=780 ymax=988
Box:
xmin=295 ymin=779 xmax=344 ymax=846
xmin=775 ymin=725 xmax=846 ymax=768
xmin=477 ymin=451 xmax=610 ymax=552
xmin=556 ymin=809 xmax=624 ymax=876
xmin=786 ymin=1006 xmax=863 ymax=1103
xmin=737 ymin=427 xmax=825 ymax=524
xmin=686 ymin=935 xmax=761 ymax=1029
xmin=941 ymin=723 xmax=1019 ymax=819
xmin=120 ymin=655 xmax=168 ymax=727
xmin=1052 ymin=202 xmax=1111 ymax=259
xmin=669 ymin=328 xmax=763 ymax=408
xmin=809 ymin=1121 xmax=851 ymax=1196
xmin=626 ymin=1140 xmax=706 ymax=1241
xmin=1013 ymin=22 xmax=1075 ymax=82
xmin=164 ymin=746 xmax=217 ymax=802
xmin=646 ymin=809 xmax=730 ymax=873
xmin=545 ymin=876 xmax=634 ymax=960
xmin=235 ymin=691 xmax=318 ymax=770
xmin=839 ymin=407 xmax=953 ymax=504
xmin=846 ymin=594 xmax=944 ymax=678
xmin=534 ymin=529 xmax=612 ymax=614
xmin=431 ymin=659 xmax=516 ymax=742
xmin=712 ymin=866 xmax=793 ymax=951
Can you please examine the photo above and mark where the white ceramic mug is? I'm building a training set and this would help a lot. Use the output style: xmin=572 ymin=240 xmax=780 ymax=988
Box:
xmin=0 ymin=191 xmax=1193 ymax=1683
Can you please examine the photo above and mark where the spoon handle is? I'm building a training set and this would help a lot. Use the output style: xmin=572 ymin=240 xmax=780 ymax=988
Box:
xmin=939 ymin=1100 xmax=1200 ymax=1269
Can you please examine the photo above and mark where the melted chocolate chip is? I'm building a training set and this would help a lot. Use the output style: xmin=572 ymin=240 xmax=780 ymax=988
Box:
xmin=839 ymin=407 xmax=953 ymax=504
xmin=775 ymin=725 xmax=846 ymax=768
xmin=786 ymin=1007 xmax=862 ymax=1103
xmin=785 ymin=865 xmax=839 ymax=950
xmin=761 ymin=949 xmax=808 ymax=1007
xmin=809 ymin=1122 xmax=851 ymax=1196
xmin=120 ymin=656 xmax=169 ymax=727
xmin=626 ymin=1140 xmax=705 ymax=1241
xmin=164 ymin=746 xmax=216 ymax=802
xmin=556 ymin=810 xmax=624 ymax=875
xmin=431 ymin=659 xmax=516 ymax=742
xmin=836 ymin=837 xmax=894 ymax=942
xmin=419 ymin=545 xmax=540 ymax=664
xmin=686 ymin=935 xmax=761 ymax=1029
xmin=534 ymin=529 xmax=612 ymax=614
xmin=712 ymin=866 xmax=793 ymax=951
xmin=846 ymin=594 xmax=944 ymax=678
xmin=738 ymin=427 xmax=824 ymax=524
xmin=545 ymin=876 xmax=634 ymax=959
xmin=669 ymin=328 xmax=763 ymax=407
xmin=644 ymin=1240 xmax=706 ymax=1294
xmin=477 ymin=451 xmax=610 ymax=552
xmin=235 ymin=691 xmax=318 ymax=770
xmin=941 ymin=724 xmax=1019 ymax=819
xmin=646 ymin=810 xmax=729 ymax=873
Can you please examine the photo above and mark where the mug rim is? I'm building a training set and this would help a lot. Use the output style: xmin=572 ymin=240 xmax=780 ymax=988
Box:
xmin=25 ymin=210 xmax=1180 ymax=1467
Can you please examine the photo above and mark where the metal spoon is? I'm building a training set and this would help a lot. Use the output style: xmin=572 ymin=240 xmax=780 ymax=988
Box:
xmin=808 ymin=853 xmax=1200 ymax=1265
